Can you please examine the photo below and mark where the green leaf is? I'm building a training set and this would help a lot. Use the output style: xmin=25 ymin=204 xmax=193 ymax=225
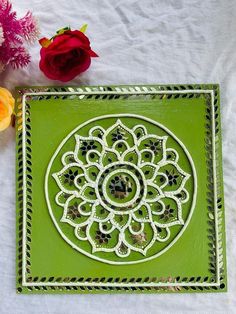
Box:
xmin=80 ymin=24 xmax=88 ymax=33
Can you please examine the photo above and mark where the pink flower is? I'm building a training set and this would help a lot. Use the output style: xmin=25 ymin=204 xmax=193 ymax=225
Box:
xmin=0 ymin=0 xmax=39 ymax=71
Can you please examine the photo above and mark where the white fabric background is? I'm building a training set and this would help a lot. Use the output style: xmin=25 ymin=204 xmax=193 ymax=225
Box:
xmin=0 ymin=0 xmax=236 ymax=313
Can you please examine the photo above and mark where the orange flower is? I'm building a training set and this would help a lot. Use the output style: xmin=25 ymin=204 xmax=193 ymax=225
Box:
xmin=0 ymin=87 xmax=15 ymax=131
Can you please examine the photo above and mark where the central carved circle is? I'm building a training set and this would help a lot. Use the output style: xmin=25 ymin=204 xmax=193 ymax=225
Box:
xmin=97 ymin=163 xmax=145 ymax=212
xmin=103 ymin=169 xmax=140 ymax=206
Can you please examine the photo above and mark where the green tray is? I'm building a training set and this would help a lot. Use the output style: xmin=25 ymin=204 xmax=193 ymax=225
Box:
xmin=16 ymin=85 xmax=227 ymax=294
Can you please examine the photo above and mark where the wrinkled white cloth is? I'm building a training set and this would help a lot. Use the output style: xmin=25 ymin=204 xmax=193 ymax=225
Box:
xmin=0 ymin=0 xmax=236 ymax=313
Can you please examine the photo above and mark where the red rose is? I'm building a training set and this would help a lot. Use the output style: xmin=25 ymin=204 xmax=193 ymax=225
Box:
xmin=39 ymin=29 xmax=98 ymax=82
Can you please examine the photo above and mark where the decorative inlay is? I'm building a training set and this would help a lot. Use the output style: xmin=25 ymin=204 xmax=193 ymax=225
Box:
xmin=46 ymin=115 xmax=196 ymax=264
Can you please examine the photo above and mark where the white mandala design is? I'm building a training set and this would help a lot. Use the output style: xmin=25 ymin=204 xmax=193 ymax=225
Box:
xmin=46 ymin=115 xmax=196 ymax=264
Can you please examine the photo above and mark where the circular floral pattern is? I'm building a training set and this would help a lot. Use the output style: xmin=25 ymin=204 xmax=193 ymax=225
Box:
xmin=46 ymin=115 xmax=196 ymax=264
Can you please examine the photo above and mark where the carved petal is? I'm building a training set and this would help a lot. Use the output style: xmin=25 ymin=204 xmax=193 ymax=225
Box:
xmin=146 ymin=183 xmax=162 ymax=201
xmin=105 ymin=119 xmax=135 ymax=148
xmin=122 ymin=148 xmax=140 ymax=165
xmin=61 ymin=196 xmax=92 ymax=227
xmin=138 ymin=135 xmax=167 ymax=164
xmin=157 ymin=161 xmax=190 ymax=195
xmin=74 ymin=135 xmax=103 ymax=165
xmin=80 ymin=184 xmax=97 ymax=202
xmin=87 ymin=221 xmax=120 ymax=252
xmin=111 ymin=214 xmax=131 ymax=230
xmin=132 ymin=204 xmax=151 ymax=222
xmin=123 ymin=221 xmax=157 ymax=255
xmin=93 ymin=203 xmax=111 ymax=222
xmin=140 ymin=163 xmax=158 ymax=180
xmin=53 ymin=163 xmax=84 ymax=195
xmin=152 ymin=196 xmax=184 ymax=227
xmin=100 ymin=148 xmax=120 ymax=166
xmin=85 ymin=164 xmax=101 ymax=182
